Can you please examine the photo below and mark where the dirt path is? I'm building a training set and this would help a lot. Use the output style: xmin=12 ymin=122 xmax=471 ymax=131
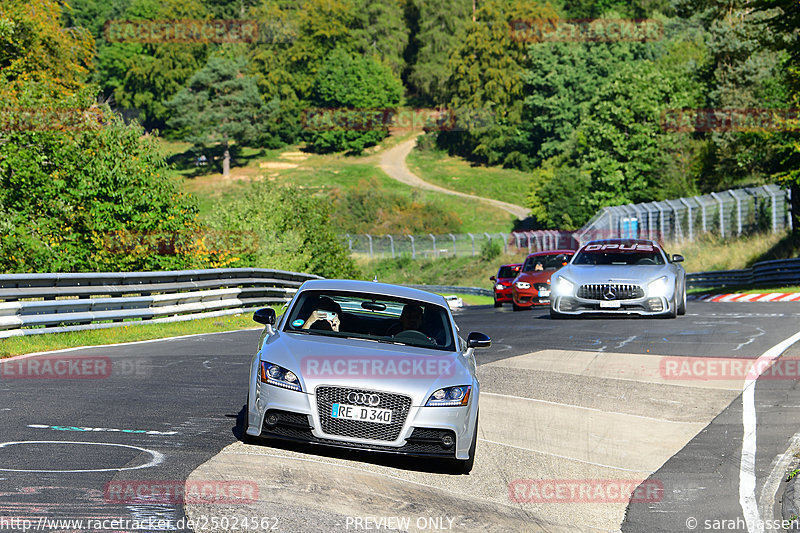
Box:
xmin=378 ymin=134 xmax=530 ymax=220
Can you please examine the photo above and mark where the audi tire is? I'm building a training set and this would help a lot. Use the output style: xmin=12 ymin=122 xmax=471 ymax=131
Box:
xmin=453 ymin=411 xmax=478 ymax=474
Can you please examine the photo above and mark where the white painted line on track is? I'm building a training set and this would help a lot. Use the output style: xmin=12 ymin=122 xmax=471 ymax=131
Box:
xmin=740 ymin=330 xmax=800 ymax=533
xmin=758 ymin=432 xmax=800 ymax=530
xmin=481 ymin=392 xmax=693 ymax=424
xmin=0 ymin=441 xmax=164 ymax=473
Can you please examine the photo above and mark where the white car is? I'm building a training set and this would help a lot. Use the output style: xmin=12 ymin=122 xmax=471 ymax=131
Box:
xmin=246 ymin=279 xmax=491 ymax=473
xmin=550 ymin=239 xmax=686 ymax=318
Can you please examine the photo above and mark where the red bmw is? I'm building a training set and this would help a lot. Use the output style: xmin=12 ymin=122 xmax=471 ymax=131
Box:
xmin=511 ymin=250 xmax=574 ymax=311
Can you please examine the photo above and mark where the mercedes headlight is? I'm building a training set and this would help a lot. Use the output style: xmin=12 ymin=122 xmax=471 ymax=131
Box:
xmin=647 ymin=276 xmax=669 ymax=298
xmin=426 ymin=385 xmax=471 ymax=407
xmin=515 ymin=281 xmax=531 ymax=290
xmin=260 ymin=362 xmax=302 ymax=392
xmin=554 ymin=277 xmax=575 ymax=296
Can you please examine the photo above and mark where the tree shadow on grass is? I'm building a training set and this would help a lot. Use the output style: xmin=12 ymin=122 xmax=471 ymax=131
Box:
xmin=166 ymin=145 xmax=268 ymax=178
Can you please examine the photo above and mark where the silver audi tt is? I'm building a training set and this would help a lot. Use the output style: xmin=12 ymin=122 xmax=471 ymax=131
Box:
xmin=245 ymin=279 xmax=490 ymax=473
xmin=549 ymin=239 xmax=686 ymax=318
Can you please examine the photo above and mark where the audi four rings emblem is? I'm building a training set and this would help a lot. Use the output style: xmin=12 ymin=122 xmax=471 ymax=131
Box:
xmin=348 ymin=392 xmax=380 ymax=406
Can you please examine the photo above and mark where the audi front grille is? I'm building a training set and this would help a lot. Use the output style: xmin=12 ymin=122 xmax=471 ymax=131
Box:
xmin=577 ymin=284 xmax=645 ymax=300
xmin=316 ymin=386 xmax=411 ymax=442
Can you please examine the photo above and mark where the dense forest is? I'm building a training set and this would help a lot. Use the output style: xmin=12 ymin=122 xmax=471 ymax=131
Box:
xmin=0 ymin=0 xmax=798 ymax=273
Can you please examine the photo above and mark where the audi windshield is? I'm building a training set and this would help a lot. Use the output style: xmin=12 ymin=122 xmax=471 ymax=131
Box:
xmin=283 ymin=290 xmax=456 ymax=351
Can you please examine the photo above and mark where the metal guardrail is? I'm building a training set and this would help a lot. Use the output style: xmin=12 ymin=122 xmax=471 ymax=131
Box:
xmin=0 ymin=268 xmax=321 ymax=338
xmin=687 ymin=258 xmax=800 ymax=289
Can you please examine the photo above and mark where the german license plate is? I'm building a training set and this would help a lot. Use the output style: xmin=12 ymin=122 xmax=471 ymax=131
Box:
xmin=539 ymin=289 xmax=551 ymax=298
xmin=331 ymin=403 xmax=392 ymax=424
xmin=599 ymin=301 xmax=621 ymax=308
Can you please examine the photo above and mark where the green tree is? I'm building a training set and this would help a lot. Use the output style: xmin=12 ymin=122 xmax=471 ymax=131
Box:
xmin=407 ymin=0 xmax=471 ymax=104
xmin=168 ymin=54 xmax=270 ymax=177
xmin=305 ymin=48 xmax=403 ymax=153
xmin=0 ymin=0 xmax=94 ymax=102
xmin=94 ymin=0 xmax=209 ymax=130
xmin=208 ymin=183 xmax=360 ymax=278
xmin=352 ymin=0 xmax=410 ymax=78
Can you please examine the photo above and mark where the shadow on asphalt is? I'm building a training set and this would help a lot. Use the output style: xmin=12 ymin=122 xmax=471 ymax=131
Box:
xmin=230 ymin=406 xmax=468 ymax=475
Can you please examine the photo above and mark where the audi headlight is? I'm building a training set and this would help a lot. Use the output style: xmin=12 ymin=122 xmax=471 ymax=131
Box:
xmin=647 ymin=276 xmax=669 ymax=298
xmin=260 ymin=362 xmax=302 ymax=392
xmin=426 ymin=385 xmax=471 ymax=407
xmin=554 ymin=277 xmax=574 ymax=296
xmin=515 ymin=281 xmax=531 ymax=290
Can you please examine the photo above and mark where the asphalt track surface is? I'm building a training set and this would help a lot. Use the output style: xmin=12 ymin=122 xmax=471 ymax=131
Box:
xmin=2 ymin=302 xmax=800 ymax=532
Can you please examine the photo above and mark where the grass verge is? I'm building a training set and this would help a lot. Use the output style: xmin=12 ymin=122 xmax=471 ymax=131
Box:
xmin=675 ymin=230 xmax=789 ymax=273
xmin=0 ymin=312 xmax=267 ymax=359
xmin=406 ymin=146 xmax=530 ymax=209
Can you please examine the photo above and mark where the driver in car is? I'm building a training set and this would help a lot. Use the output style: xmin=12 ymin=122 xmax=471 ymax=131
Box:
xmin=301 ymin=296 xmax=342 ymax=332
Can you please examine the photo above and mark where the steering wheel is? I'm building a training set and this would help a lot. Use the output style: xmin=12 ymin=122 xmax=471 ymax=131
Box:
xmin=393 ymin=330 xmax=436 ymax=345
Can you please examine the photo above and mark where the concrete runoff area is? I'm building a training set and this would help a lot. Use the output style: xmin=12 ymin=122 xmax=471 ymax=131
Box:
xmin=185 ymin=349 xmax=742 ymax=532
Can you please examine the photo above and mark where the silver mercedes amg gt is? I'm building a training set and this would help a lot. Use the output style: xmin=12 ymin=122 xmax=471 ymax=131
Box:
xmin=549 ymin=239 xmax=686 ymax=318
xmin=245 ymin=279 xmax=490 ymax=473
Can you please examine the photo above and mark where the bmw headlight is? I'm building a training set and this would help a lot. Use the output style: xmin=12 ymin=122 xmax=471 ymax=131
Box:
xmin=515 ymin=281 xmax=531 ymax=290
xmin=647 ymin=276 xmax=669 ymax=298
xmin=426 ymin=385 xmax=471 ymax=407
xmin=260 ymin=362 xmax=302 ymax=392
xmin=554 ymin=277 xmax=575 ymax=296
xmin=495 ymin=283 xmax=505 ymax=290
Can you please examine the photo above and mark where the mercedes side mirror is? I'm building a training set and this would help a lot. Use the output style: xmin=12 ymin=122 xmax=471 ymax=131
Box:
xmin=253 ymin=307 xmax=276 ymax=325
xmin=467 ymin=332 xmax=491 ymax=349
xmin=672 ymin=254 xmax=684 ymax=263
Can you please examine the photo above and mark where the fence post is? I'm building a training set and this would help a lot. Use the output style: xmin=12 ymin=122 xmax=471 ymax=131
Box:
xmin=654 ymin=202 xmax=667 ymax=242
xmin=429 ymin=234 xmax=437 ymax=258
xmin=711 ymin=192 xmax=725 ymax=237
xmin=449 ymin=233 xmax=457 ymax=256
xmin=408 ymin=235 xmax=415 ymax=259
xmin=345 ymin=233 xmax=353 ymax=252
xmin=679 ymin=198 xmax=693 ymax=241
xmin=366 ymin=234 xmax=373 ymax=259
xmin=498 ymin=233 xmax=508 ymax=254
xmin=386 ymin=234 xmax=395 ymax=259
xmin=468 ymin=233 xmax=475 ymax=256
xmin=763 ymin=185 xmax=778 ymax=233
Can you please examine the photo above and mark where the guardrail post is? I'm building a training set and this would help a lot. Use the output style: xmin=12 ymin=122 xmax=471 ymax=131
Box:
xmin=386 ymin=234 xmax=395 ymax=259
xmin=407 ymin=235 xmax=415 ymax=259
xmin=468 ymin=233 xmax=475 ymax=256
xmin=448 ymin=233 xmax=457 ymax=257
xmin=429 ymin=233 xmax=437 ymax=258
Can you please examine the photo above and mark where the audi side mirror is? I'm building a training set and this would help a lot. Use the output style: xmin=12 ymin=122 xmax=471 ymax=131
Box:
xmin=672 ymin=254 xmax=684 ymax=263
xmin=467 ymin=332 xmax=491 ymax=349
xmin=253 ymin=307 xmax=276 ymax=325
